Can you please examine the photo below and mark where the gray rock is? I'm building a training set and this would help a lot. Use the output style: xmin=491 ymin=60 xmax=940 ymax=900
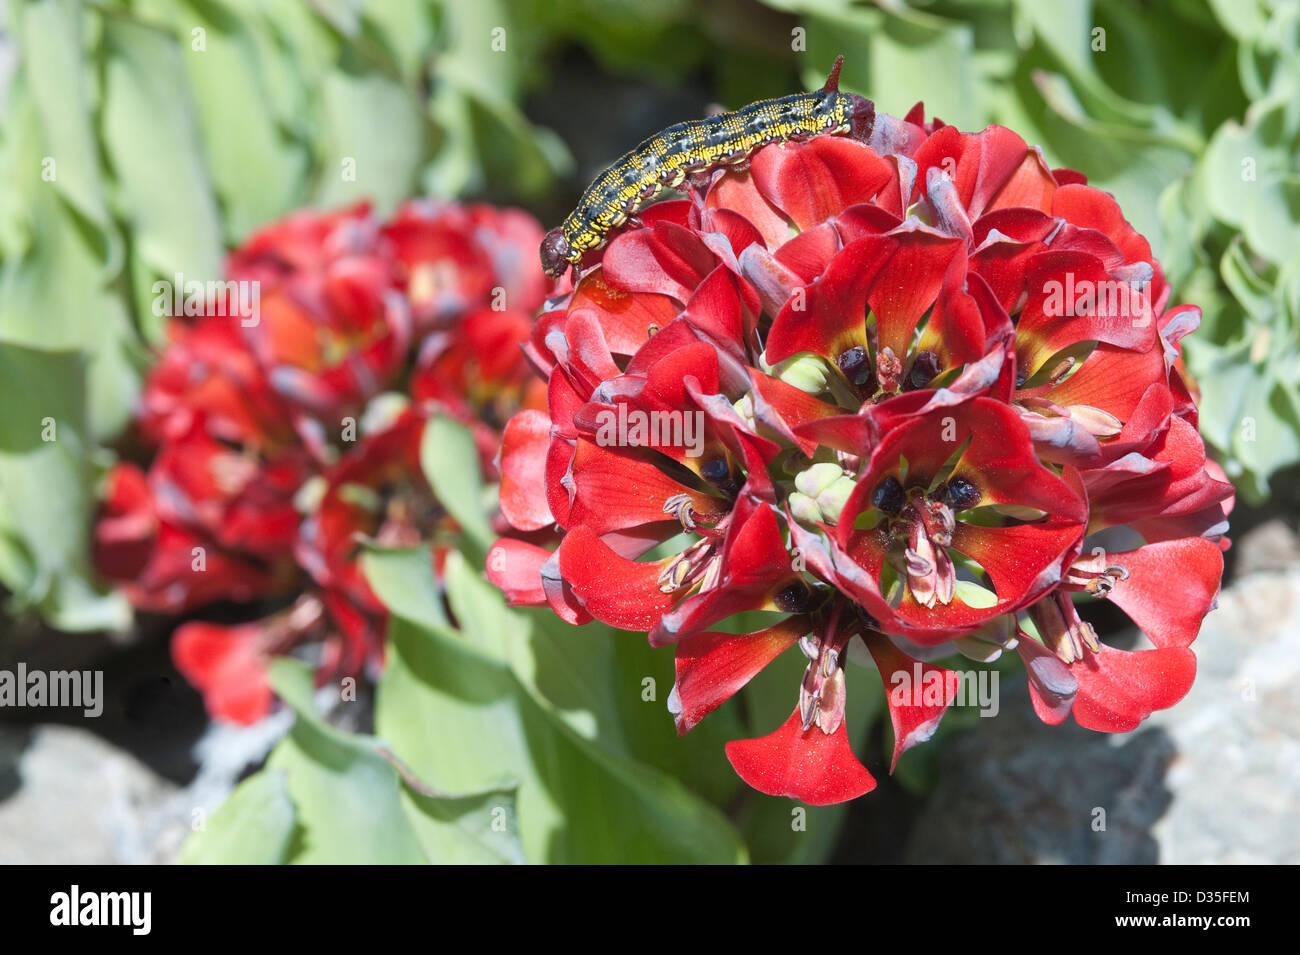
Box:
xmin=0 ymin=712 xmax=292 ymax=864
xmin=903 ymin=683 xmax=1176 ymax=864
xmin=1232 ymin=519 xmax=1300 ymax=576
xmin=0 ymin=724 xmax=178 ymax=864
xmin=1146 ymin=569 xmax=1300 ymax=864
xmin=904 ymin=567 xmax=1300 ymax=864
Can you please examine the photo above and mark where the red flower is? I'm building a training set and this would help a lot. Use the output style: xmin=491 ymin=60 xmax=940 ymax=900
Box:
xmin=295 ymin=411 xmax=438 ymax=679
xmin=93 ymin=462 xmax=287 ymax=613
xmin=228 ymin=203 xmax=411 ymax=422
xmin=491 ymin=105 xmax=1229 ymax=803
xmin=96 ymin=199 xmax=553 ymax=724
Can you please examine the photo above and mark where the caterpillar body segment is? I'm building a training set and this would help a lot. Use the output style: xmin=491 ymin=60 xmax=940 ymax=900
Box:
xmin=540 ymin=56 xmax=875 ymax=279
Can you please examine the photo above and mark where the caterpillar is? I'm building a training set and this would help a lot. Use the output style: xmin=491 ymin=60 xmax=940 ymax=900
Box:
xmin=539 ymin=55 xmax=875 ymax=279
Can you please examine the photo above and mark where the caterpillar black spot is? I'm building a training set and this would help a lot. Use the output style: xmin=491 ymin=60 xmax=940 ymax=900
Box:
xmin=540 ymin=55 xmax=875 ymax=279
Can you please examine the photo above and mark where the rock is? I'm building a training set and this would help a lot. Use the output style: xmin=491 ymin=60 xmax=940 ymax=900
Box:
xmin=903 ymin=682 xmax=1176 ymax=863
xmin=1145 ymin=569 xmax=1300 ymax=864
xmin=904 ymin=568 xmax=1300 ymax=864
xmin=1232 ymin=519 xmax=1300 ymax=576
xmin=0 ymin=711 xmax=293 ymax=864
xmin=0 ymin=725 xmax=178 ymax=864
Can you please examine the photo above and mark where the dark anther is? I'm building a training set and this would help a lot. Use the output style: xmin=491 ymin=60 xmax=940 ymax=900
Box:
xmin=774 ymin=581 xmax=814 ymax=614
xmin=836 ymin=345 xmax=874 ymax=388
xmin=870 ymin=475 xmax=905 ymax=514
xmin=941 ymin=476 xmax=982 ymax=511
xmin=906 ymin=350 xmax=943 ymax=390
xmin=1015 ymin=368 xmax=1028 ymax=389
xmin=701 ymin=456 xmax=730 ymax=484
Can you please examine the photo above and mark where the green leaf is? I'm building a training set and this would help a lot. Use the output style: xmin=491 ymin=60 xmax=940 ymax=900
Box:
xmin=362 ymin=0 xmax=437 ymax=83
xmin=375 ymin=613 xmax=748 ymax=863
xmin=100 ymin=11 xmax=225 ymax=341
xmin=180 ymin=769 xmax=297 ymax=865
xmin=359 ymin=542 xmax=449 ymax=631
xmin=266 ymin=658 xmax=526 ymax=864
xmin=312 ymin=69 xmax=426 ymax=217
xmin=138 ymin=0 xmax=312 ymax=242
xmin=442 ymin=550 xmax=744 ymax=807
xmin=0 ymin=344 xmax=128 ymax=630
xmin=19 ymin=0 xmax=112 ymax=230
xmin=0 ymin=75 xmax=141 ymax=441
xmin=420 ymin=415 xmax=493 ymax=554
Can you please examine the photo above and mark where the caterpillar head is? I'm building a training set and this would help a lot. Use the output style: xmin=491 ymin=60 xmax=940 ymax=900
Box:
xmin=539 ymin=227 xmax=571 ymax=279
xmin=846 ymin=93 xmax=875 ymax=143
xmin=821 ymin=56 xmax=875 ymax=144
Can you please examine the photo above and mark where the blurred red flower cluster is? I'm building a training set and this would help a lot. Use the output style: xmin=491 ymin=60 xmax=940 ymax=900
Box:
xmin=95 ymin=201 xmax=550 ymax=723
xmin=489 ymin=106 xmax=1232 ymax=804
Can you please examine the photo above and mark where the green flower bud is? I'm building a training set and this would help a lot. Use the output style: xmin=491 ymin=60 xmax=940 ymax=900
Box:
xmin=788 ymin=491 xmax=822 ymax=525
xmin=766 ymin=351 xmax=830 ymax=395
xmin=818 ymin=474 xmax=857 ymax=524
xmin=791 ymin=464 xmax=857 ymax=525
xmin=732 ymin=393 xmax=756 ymax=429
xmin=794 ymin=462 xmax=845 ymax=499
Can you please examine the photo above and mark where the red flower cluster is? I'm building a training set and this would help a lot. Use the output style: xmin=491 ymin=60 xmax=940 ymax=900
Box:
xmin=95 ymin=201 xmax=549 ymax=723
xmin=489 ymin=107 xmax=1232 ymax=804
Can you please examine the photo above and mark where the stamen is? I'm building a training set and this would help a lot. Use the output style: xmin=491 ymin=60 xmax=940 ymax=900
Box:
xmin=1047 ymin=356 xmax=1076 ymax=385
xmin=657 ymin=556 xmax=692 ymax=593
xmin=876 ymin=346 xmax=903 ymax=393
xmin=906 ymin=350 xmax=943 ymax=390
xmin=774 ymin=581 xmax=814 ymax=613
xmin=941 ymin=476 xmax=982 ymax=511
xmin=836 ymin=345 xmax=874 ymax=388
xmin=662 ymin=492 xmax=698 ymax=530
xmin=871 ymin=475 xmax=905 ymax=514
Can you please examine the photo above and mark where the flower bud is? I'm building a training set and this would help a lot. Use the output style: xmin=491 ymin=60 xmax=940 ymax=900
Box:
xmin=767 ymin=351 xmax=830 ymax=395
xmin=732 ymin=392 xmax=756 ymax=429
xmin=791 ymin=464 xmax=857 ymax=525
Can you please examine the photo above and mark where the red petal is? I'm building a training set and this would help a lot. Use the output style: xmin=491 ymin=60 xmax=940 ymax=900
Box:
xmin=765 ymin=236 xmax=888 ymax=364
xmin=1016 ymin=628 xmax=1078 ymax=725
xmin=562 ymin=437 xmax=722 ymax=536
xmin=751 ymin=137 xmax=894 ymax=231
xmin=1103 ymin=538 xmax=1223 ymax=648
xmin=681 ymin=265 xmax=754 ymax=359
xmin=1070 ymin=643 xmax=1197 ymax=732
xmin=700 ymin=206 xmax=765 ymax=260
xmin=672 ymin=617 xmax=807 ymax=734
xmin=1015 ymin=251 xmax=1157 ymax=376
xmin=1051 ymin=184 xmax=1155 ymax=274
xmin=866 ymin=634 xmax=959 ymax=771
xmin=726 ymin=706 xmax=876 ymax=805
xmin=867 ymin=225 xmax=965 ymax=358
xmin=486 ymin=538 xmax=550 ymax=606
xmin=706 ymin=168 xmax=790 ymax=250
xmin=556 ymin=526 xmax=678 ymax=630
xmin=914 ymin=124 xmax=1043 ymax=219
xmin=172 ymin=621 xmax=274 ymax=725
xmin=747 ymin=369 xmax=840 ymax=457
xmin=568 ymin=268 xmax=676 ymax=356
xmin=602 ymin=221 xmax=717 ymax=303
xmin=774 ymin=222 xmax=842 ymax=283
xmin=498 ymin=410 xmax=554 ymax=531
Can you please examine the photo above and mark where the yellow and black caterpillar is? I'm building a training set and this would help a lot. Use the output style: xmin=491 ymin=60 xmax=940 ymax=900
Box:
xmin=540 ymin=56 xmax=874 ymax=279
